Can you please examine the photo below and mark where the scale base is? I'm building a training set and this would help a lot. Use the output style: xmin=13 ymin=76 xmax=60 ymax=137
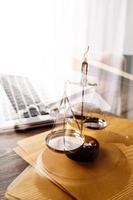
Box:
xmin=66 ymin=136 xmax=99 ymax=162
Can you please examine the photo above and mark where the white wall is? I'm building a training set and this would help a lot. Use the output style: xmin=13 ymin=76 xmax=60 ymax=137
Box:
xmin=123 ymin=0 xmax=133 ymax=55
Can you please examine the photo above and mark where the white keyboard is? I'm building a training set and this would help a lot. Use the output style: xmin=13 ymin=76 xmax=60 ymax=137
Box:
xmin=0 ymin=74 xmax=57 ymax=132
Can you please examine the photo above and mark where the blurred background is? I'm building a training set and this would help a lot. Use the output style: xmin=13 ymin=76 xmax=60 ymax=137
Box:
xmin=0 ymin=0 xmax=133 ymax=109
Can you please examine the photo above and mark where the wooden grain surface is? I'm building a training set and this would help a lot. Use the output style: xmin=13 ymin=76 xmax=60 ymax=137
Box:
xmin=1 ymin=118 xmax=133 ymax=199
xmin=0 ymin=127 xmax=51 ymax=200
xmin=10 ymin=116 xmax=133 ymax=200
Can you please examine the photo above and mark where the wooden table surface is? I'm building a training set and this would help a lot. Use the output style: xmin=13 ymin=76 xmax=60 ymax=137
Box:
xmin=0 ymin=127 xmax=51 ymax=200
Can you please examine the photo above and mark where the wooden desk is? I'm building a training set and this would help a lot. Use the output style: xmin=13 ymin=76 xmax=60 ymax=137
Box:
xmin=1 ymin=60 xmax=133 ymax=199
xmin=0 ymin=127 xmax=51 ymax=200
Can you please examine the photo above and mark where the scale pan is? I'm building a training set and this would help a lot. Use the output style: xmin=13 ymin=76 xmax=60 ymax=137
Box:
xmin=84 ymin=117 xmax=107 ymax=129
xmin=45 ymin=129 xmax=85 ymax=153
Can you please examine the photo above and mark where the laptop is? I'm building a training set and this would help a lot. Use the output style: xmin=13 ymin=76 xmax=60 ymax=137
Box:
xmin=0 ymin=74 xmax=61 ymax=132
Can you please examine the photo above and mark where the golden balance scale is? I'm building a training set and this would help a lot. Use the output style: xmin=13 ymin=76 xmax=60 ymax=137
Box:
xmin=45 ymin=46 xmax=108 ymax=162
xmin=36 ymin=49 xmax=129 ymax=200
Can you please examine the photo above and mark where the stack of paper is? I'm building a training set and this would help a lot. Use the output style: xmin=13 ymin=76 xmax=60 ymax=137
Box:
xmin=5 ymin=117 xmax=133 ymax=199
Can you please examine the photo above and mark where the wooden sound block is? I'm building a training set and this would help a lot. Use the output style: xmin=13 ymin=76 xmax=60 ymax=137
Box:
xmin=41 ymin=142 xmax=128 ymax=182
